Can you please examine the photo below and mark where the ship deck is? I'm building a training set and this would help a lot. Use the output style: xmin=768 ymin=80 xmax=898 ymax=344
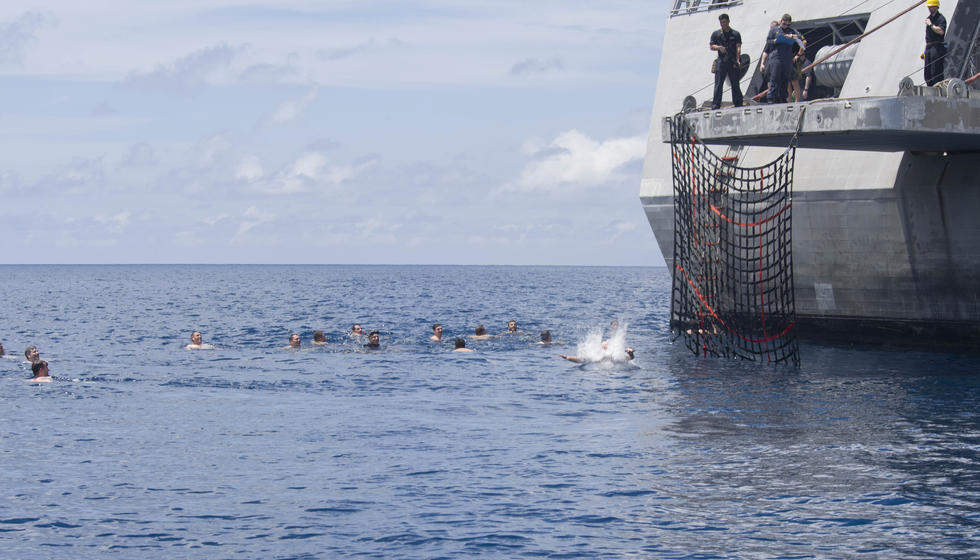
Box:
xmin=662 ymin=94 xmax=980 ymax=152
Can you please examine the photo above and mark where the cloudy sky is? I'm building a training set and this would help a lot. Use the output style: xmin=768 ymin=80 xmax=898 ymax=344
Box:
xmin=1 ymin=1 xmax=669 ymax=265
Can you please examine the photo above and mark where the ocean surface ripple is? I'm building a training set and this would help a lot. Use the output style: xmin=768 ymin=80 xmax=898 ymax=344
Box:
xmin=1 ymin=265 xmax=978 ymax=558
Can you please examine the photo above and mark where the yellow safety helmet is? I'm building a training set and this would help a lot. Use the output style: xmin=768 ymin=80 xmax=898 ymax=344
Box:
xmin=926 ymin=0 xmax=939 ymax=7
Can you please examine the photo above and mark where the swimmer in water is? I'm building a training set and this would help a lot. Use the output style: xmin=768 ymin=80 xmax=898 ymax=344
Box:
xmin=0 ymin=342 xmax=4 ymax=357
xmin=312 ymin=330 xmax=328 ymax=346
xmin=472 ymin=325 xmax=492 ymax=340
xmin=28 ymin=360 xmax=52 ymax=383
xmin=24 ymin=345 xmax=39 ymax=364
xmin=505 ymin=320 xmax=519 ymax=334
xmin=538 ymin=330 xmax=553 ymax=345
xmin=559 ymin=348 xmax=635 ymax=363
xmin=285 ymin=333 xmax=301 ymax=349
xmin=350 ymin=324 xmax=365 ymax=337
xmin=453 ymin=338 xmax=474 ymax=352
xmin=185 ymin=331 xmax=215 ymax=350
xmin=430 ymin=324 xmax=443 ymax=342
xmin=364 ymin=331 xmax=381 ymax=349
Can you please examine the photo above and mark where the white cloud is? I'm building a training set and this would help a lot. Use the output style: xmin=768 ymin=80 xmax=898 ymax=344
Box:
xmin=95 ymin=210 xmax=131 ymax=233
xmin=510 ymin=57 xmax=563 ymax=77
xmin=235 ymin=156 xmax=264 ymax=182
xmin=317 ymin=38 xmax=406 ymax=61
xmin=0 ymin=11 xmax=53 ymax=66
xmin=261 ymin=85 xmax=319 ymax=127
xmin=255 ymin=151 xmax=376 ymax=195
xmin=511 ymin=130 xmax=645 ymax=192
xmin=235 ymin=205 xmax=275 ymax=239
xmin=124 ymin=43 xmax=246 ymax=94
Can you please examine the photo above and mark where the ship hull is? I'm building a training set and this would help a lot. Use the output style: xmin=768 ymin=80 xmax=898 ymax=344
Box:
xmin=642 ymin=0 xmax=980 ymax=346
xmin=642 ymin=152 xmax=980 ymax=345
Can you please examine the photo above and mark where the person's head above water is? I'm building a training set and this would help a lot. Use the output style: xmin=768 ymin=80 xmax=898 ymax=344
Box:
xmin=431 ymin=324 xmax=443 ymax=340
xmin=351 ymin=324 xmax=364 ymax=336
xmin=365 ymin=331 xmax=380 ymax=347
xmin=31 ymin=360 xmax=49 ymax=378
xmin=507 ymin=320 xmax=517 ymax=332
xmin=475 ymin=325 xmax=487 ymax=336
xmin=190 ymin=331 xmax=203 ymax=345
xmin=24 ymin=345 xmax=38 ymax=363
xmin=610 ymin=320 xmax=619 ymax=332
xmin=540 ymin=330 xmax=552 ymax=343
xmin=454 ymin=338 xmax=466 ymax=349
xmin=288 ymin=334 xmax=301 ymax=348
xmin=0 ymin=342 xmax=4 ymax=357
xmin=313 ymin=330 xmax=326 ymax=343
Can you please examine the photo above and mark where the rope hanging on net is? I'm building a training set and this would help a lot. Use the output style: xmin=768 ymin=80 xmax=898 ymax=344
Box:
xmin=668 ymin=113 xmax=801 ymax=366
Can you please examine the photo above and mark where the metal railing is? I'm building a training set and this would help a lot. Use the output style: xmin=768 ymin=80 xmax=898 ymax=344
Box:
xmin=670 ymin=0 xmax=742 ymax=17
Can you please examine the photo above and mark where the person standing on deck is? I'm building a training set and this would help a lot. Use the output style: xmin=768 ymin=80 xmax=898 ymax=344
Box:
xmin=924 ymin=0 xmax=947 ymax=86
xmin=710 ymin=13 xmax=743 ymax=109
xmin=766 ymin=14 xmax=804 ymax=104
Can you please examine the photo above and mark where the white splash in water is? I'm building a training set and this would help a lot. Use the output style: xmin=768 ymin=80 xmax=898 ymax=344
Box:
xmin=575 ymin=321 xmax=629 ymax=363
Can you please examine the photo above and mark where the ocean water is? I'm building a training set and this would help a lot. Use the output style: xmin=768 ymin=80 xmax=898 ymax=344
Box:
xmin=1 ymin=265 xmax=978 ymax=559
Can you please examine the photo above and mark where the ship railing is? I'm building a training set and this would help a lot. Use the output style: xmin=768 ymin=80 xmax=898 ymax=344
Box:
xmin=670 ymin=0 xmax=742 ymax=17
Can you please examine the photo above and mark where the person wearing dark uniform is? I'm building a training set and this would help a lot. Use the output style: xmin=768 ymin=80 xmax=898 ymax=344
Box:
xmin=710 ymin=13 xmax=743 ymax=109
xmin=924 ymin=0 xmax=947 ymax=86
xmin=766 ymin=14 xmax=803 ymax=104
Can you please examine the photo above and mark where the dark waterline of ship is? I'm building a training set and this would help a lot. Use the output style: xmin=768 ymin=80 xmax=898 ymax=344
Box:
xmin=1 ymin=265 xmax=977 ymax=558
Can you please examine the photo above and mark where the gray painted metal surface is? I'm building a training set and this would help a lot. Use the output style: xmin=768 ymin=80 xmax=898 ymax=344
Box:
xmin=661 ymin=95 xmax=980 ymax=151
xmin=641 ymin=0 xmax=980 ymax=343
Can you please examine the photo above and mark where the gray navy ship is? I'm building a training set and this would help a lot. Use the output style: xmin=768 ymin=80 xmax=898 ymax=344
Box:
xmin=641 ymin=0 xmax=980 ymax=346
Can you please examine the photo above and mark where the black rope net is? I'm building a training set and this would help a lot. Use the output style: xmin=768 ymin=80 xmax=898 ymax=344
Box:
xmin=669 ymin=114 xmax=800 ymax=366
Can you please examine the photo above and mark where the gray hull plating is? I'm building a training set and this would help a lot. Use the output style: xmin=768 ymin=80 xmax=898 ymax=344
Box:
xmin=642 ymin=1 xmax=980 ymax=343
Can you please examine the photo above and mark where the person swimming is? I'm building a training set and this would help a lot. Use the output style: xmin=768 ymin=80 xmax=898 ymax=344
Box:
xmin=560 ymin=348 xmax=634 ymax=363
xmin=505 ymin=320 xmax=519 ymax=334
xmin=453 ymin=338 xmax=474 ymax=352
xmin=28 ymin=360 xmax=52 ymax=382
xmin=285 ymin=333 xmax=301 ymax=349
xmin=312 ymin=330 xmax=328 ymax=346
xmin=364 ymin=331 xmax=381 ymax=349
xmin=24 ymin=345 xmax=39 ymax=364
xmin=472 ymin=325 xmax=491 ymax=340
xmin=430 ymin=324 xmax=443 ymax=342
xmin=350 ymin=324 xmax=365 ymax=337
xmin=185 ymin=331 xmax=215 ymax=350
xmin=538 ymin=330 xmax=552 ymax=345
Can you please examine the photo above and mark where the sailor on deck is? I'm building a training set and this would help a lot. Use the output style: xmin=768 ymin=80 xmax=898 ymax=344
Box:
xmin=765 ymin=14 xmax=804 ymax=104
xmin=710 ymin=13 xmax=743 ymax=109
xmin=924 ymin=0 xmax=947 ymax=86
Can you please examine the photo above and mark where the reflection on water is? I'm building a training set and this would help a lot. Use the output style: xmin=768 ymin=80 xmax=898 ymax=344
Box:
xmin=0 ymin=265 xmax=977 ymax=558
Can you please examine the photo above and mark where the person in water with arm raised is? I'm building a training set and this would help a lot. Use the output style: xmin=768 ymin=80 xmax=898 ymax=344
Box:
xmin=559 ymin=348 xmax=635 ymax=363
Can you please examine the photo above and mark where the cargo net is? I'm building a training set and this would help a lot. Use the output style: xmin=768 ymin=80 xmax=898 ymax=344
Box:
xmin=669 ymin=114 xmax=800 ymax=366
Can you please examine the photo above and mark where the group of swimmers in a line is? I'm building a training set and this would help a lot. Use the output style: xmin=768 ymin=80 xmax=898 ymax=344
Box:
xmin=2 ymin=319 xmax=633 ymax=383
xmin=187 ymin=319 xmax=635 ymax=361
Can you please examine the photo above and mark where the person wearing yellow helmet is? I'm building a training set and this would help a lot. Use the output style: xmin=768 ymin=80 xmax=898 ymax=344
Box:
xmin=924 ymin=0 xmax=947 ymax=86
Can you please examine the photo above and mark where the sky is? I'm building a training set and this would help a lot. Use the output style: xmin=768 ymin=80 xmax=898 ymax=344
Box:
xmin=1 ymin=1 xmax=670 ymax=265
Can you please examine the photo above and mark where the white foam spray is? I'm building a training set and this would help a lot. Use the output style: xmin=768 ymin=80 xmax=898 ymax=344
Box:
xmin=575 ymin=321 xmax=629 ymax=363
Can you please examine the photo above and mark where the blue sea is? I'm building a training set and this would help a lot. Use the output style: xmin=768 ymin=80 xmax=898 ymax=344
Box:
xmin=1 ymin=265 xmax=978 ymax=559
